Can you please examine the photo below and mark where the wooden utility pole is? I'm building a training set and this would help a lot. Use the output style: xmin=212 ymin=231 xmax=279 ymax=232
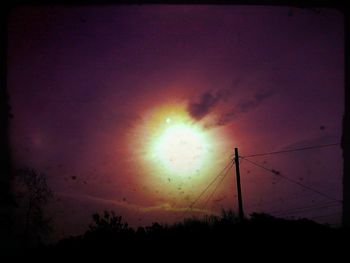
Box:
xmin=234 ymin=148 xmax=244 ymax=221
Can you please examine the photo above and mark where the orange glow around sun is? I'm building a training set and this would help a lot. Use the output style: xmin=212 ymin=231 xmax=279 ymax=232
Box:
xmin=128 ymin=102 xmax=233 ymax=207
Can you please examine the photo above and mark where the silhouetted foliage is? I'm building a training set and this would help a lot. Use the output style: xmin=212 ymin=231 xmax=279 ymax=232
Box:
xmin=53 ymin=209 xmax=348 ymax=252
xmin=89 ymin=210 xmax=130 ymax=233
xmin=12 ymin=168 xmax=53 ymax=247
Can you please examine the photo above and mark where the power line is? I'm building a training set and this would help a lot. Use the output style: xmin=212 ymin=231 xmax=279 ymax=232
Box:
xmin=244 ymin=191 xmax=336 ymax=213
xmin=267 ymin=201 xmax=339 ymax=215
xmin=188 ymin=158 xmax=234 ymax=209
xmin=201 ymin=165 xmax=232 ymax=209
xmin=180 ymin=158 xmax=234 ymax=218
xmin=242 ymin=143 xmax=340 ymax=158
xmin=201 ymin=161 xmax=234 ymax=210
xmin=310 ymin=212 xmax=342 ymax=221
xmin=273 ymin=203 xmax=341 ymax=217
xmin=240 ymin=157 xmax=341 ymax=203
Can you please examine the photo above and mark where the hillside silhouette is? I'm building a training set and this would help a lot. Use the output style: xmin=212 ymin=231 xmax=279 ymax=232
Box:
xmin=49 ymin=210 xmax=347 ymax=252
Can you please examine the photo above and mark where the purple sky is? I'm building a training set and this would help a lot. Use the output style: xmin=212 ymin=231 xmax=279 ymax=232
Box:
xmin=8 ymin=5 xmax=344 ymax=240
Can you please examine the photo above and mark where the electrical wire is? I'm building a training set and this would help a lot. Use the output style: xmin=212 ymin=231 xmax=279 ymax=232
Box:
xmin=179 ymin=158 xmax=234 ymax=219
xmin=266 ymin=201 xmax=339 ymax=215
xmin=273 ymin=203 xmax=341 ymax=217
xmin=240 ymin=156 xmax=341 ymax=203
xmin=309 ymin=212 xmax=342 ymax=220
xmin=242 ymin=143 xmax=340 ymax=158
xmin=201 ymin=161 xmax=234 ymax=209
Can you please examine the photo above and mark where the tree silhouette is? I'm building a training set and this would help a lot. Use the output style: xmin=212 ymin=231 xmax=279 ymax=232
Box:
xmin=13 ymin=168 xmax=53 ymax=247
xmin=77 ymin=210 xmax=135 ymax=247
xmin=53 ymin=208 xmax=346 ymax=252
xmin=89 ymin=210 xmax=129 ymax=233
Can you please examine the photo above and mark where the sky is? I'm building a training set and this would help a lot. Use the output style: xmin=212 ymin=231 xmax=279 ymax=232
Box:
xmin=7 ymin=5 xmax=344 ymax=240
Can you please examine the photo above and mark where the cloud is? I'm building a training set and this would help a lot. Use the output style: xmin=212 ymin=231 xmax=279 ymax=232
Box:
xmin=237 ymin=89 xmax=274 ymax=114
xmin=187 ymin=79 xmax=274 ymax=129
xmin=208 ymin=89 xmax=275 ymax=128
xmin=187 ymin=78 xmax=242 ymax=121
xmin=187 ymin=91 xmax=223 ymax=120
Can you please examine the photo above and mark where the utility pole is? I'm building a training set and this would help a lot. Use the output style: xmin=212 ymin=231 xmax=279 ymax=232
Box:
xmin=234 ymin=148 xmax=244 ymax=221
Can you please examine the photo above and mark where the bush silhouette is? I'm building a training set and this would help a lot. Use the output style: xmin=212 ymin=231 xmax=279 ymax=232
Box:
xmin=53 ymin=209 xmax=346 ymax=251
xmin=12 ymin=168 xmax=53 ymax=248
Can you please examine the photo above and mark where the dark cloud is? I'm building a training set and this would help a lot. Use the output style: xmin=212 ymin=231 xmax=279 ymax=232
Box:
xmin=187 ymin=91 xmax=222 ymax=120
xmin=206 ymin=89 xmax=275 ymax=128
xmin=187 ymin=79 xmax=239 ymax=121
xmin=234 ymin=89 xmax=274 ymax=115
xmin=254 ymin=89 xmax=274 ymax=101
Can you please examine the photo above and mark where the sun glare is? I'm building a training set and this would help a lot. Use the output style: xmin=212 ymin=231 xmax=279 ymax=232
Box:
xmin=154 ymin=123 xmax=208 ymax=175
xmin=130 ymin=103 xmax=229 ymax=196
xmin=134 ymin=103 xmax=216 ymax=179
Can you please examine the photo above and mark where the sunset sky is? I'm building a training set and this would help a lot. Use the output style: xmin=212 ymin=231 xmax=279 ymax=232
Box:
xmin=8 ymin=5 xmax=343 ymax=239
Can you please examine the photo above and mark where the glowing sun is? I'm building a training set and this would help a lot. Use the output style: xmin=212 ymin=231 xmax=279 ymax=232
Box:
xmin=153 ymin=123 xmax=208 ymax=175
xmin=131 ymin=102 xmax=226 ymax=191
